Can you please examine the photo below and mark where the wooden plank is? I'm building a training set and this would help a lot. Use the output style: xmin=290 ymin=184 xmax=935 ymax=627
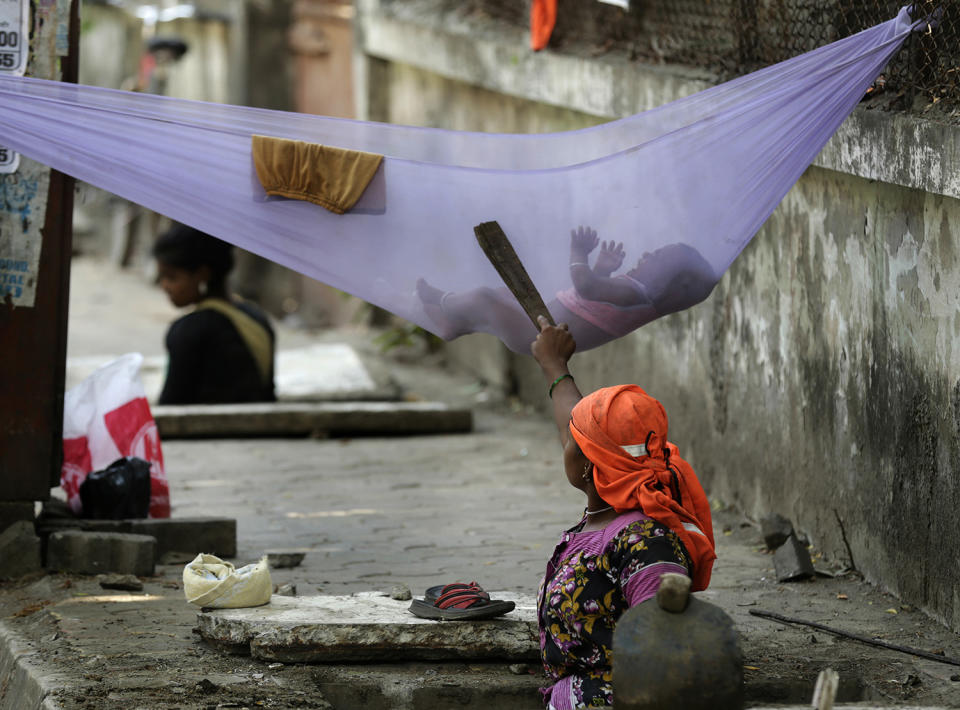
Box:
xmin=474 ymin=221 xmax=554 ymax=329
xmin=153 ymin=402 xmax=473 ymax=439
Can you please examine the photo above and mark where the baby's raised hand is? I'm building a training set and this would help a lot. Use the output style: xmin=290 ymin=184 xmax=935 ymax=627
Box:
xmin=569 ymin=226 xmax=599 ymax=257
xmin=594 ymin=240 xmax=625 ymax=276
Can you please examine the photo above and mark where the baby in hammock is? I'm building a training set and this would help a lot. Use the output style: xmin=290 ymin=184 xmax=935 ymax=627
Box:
xmin=416 ymin=226 xmax=717 ymax=353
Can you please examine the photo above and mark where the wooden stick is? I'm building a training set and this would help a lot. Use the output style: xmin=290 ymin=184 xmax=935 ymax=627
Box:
xmin=474 ymin=221 xmax=555 ymax=330
xmin=749 ymin=609 xmax=960 ymax=667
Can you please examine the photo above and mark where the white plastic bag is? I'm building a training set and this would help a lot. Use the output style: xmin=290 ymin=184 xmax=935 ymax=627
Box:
xmin=61 ymin=353 xmax=170 ymax=517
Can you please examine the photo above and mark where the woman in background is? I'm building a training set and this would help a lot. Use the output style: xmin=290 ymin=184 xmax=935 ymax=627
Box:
xmin=153 ymin=223 xmax=276 ymax=405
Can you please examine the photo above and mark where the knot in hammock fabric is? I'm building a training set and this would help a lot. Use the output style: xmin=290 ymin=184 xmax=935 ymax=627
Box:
xmin=183 ymin=553 xmax=272 ymax=608
xmin=252 ymin=135 xmax=383 ymax=214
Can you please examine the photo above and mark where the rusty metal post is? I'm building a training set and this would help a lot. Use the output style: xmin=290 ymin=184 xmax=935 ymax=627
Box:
xmin=0 ymin=0 xmax=79 ymax=510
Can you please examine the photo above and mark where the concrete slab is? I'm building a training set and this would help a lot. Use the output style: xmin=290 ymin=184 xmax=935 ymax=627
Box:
xmin=198 ymin=592 xmax=538 ymax=663
xmin=275 ymin=343 xmax=400 ymax=402
xmin=153 ymin=401 xmax=473 ymax=439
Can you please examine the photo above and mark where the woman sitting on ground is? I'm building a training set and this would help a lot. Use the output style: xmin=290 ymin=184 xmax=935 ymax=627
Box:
xmin=531 ymin=316 xmax=716 ymax=709
xmin=153 ymin=223 xmax=276 ymax=405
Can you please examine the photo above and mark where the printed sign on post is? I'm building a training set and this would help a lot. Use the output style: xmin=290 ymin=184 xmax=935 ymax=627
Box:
xmin=0 ymin=0 xmax=29 ymax=174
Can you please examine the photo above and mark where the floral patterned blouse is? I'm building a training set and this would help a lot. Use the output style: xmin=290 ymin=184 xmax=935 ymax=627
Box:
xmin=537 ymin=511 xmax=692 ymax=709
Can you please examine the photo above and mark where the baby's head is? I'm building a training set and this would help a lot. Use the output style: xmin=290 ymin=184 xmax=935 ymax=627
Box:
xmin=628 ymin=243 xmax=716 ymax=315
xmin=152 ymin=223 xmax=234 ymax=307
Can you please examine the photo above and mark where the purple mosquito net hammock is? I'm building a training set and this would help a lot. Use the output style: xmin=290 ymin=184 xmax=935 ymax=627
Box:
xmin=0 ymin=8 xmax=926 ymax=353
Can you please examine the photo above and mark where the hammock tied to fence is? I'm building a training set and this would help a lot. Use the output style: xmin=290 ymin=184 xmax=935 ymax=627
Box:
xmin=0 ymin=7 xmax=928 ymax=352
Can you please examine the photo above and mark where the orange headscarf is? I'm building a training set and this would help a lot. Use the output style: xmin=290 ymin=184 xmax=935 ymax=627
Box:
xmin=569 ymin=385 xmax=716 ymax=591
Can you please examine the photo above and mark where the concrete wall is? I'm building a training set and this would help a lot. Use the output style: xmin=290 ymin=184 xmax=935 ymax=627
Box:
xmin=355 ymin=0 xmax=960 ymax=630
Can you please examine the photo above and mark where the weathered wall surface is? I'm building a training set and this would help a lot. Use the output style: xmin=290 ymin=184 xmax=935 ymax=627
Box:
xmin=356 ymin=0 xmax=960 ymax=630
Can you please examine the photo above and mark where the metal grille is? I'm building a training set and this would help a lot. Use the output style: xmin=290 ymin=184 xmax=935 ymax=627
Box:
xmin=454 ymin=0 xmax=960 ymax=119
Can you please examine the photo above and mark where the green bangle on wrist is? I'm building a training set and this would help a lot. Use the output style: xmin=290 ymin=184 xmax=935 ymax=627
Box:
xmin=549 ymin=373 xmax=574 ymax=399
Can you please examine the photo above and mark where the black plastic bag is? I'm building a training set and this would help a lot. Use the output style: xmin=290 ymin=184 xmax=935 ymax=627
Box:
xmin=79 ymin=457 xmax=152 ymax=519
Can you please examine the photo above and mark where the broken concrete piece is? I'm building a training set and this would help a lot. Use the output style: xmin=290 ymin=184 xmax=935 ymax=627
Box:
xmin=46 ymin=530 xmax=155 ymax=577
xmin=614 ymin=596 xmax=743 ymax=710
xmin=265 ymin=550 xmax=305 ymax=569
xmin=0 ymin=520 xmax=42 ymax=579
xmin=98 ymin=573 xmax=144 ymax=591
xmin=774 ymin=534 xmax=815 ymax=582
xmin=274 ymin=583 xmax=297 ymax=597
xmin=760 ymin=513 xmax=795 ymax=550
xmin=197 ymin=592 xmax=538 ymax=663
xmin=153 ymin=401 xmax=472 ymax=439
xmin=389 ymin=583 xmax=412 ymax=601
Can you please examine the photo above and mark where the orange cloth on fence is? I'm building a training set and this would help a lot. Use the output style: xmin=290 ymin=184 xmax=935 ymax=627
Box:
xmin=569 ymin=385 xmax=716 ymax=591
xmin=530 ymin=0 xmax=558 ymax=51
xmin=252 ymin=135 xmax=383 ymax=215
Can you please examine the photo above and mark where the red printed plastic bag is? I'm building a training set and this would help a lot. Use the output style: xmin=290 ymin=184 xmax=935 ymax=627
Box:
xmin=61 ymin=353 xmax=170 ymax=517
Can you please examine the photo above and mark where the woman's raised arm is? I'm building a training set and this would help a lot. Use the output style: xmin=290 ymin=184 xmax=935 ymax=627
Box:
xmin=531 ymin=315 xmax=583 ymax=449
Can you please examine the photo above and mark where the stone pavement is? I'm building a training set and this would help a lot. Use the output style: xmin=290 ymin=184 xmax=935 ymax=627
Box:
xmin=1 ymin=257 xmax=959 ymax=708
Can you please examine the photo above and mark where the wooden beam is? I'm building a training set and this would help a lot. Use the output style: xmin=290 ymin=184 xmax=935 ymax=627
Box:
xmin=474 ymin=221 xmax=554 ymax=330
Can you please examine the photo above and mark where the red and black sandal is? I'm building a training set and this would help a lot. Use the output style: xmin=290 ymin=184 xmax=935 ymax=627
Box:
xmin=409 ymin=581 xmax=516 ymax=621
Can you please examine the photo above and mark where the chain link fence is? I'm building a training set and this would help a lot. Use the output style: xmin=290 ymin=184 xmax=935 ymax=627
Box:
xmin=455 ymin=0 xmax=959 ymax=120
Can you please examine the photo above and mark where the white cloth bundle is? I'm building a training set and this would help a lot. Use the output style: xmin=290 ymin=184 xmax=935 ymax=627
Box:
xmin=183 ymin=553 xmax=272 ymax=609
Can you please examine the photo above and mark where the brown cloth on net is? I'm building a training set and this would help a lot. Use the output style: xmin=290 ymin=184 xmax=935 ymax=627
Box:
xmin=252 ymin=135 xmax=383 ymax=215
